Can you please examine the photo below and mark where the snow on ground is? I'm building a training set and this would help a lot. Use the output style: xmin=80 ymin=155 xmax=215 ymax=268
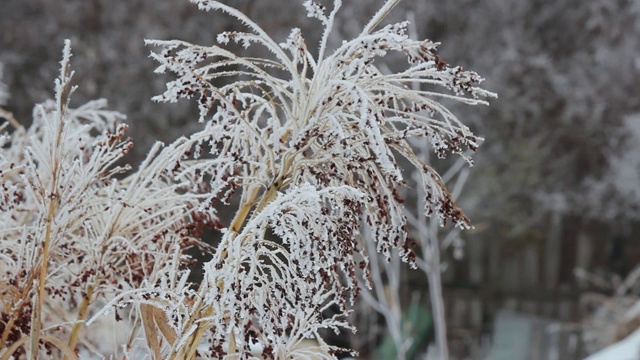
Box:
xmin=584 ymin=327 xmax=640 ymax=360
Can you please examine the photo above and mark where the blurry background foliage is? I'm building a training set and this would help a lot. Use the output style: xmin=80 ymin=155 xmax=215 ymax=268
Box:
xmin=2 ymin=0 xmax=640 ymax=358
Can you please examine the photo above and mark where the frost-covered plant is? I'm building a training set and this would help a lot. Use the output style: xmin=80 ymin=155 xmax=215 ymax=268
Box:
xmin=357 ymin=149 xmax=471 ymax=360
xmin=140 ymin=0 xmax=493 ymax=358
xmin=0 ymin=0 xmax=494 ymax=358
xmin=0 ymin=41 xmax=214 ymax=358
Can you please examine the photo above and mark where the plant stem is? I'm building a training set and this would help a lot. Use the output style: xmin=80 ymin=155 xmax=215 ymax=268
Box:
xmin=29 ymin=58 xmax=70 ymax=358
xmin=65 ymin=285 xmax=94 ymax=359
xmin=428 ymin=256 xmax=449 ymax=360
xmin=180 ymin=305 xmax=214 ymax=359
xmin=0 ymin=334 xmax=28 ymax=360
xmin=229 ymin=184 xmax=259 ymax=234
xmin=29 ymin=190 xmax=58 ymax=359
xmin=256 ymin=182 xmax=280 ymax=213
xmin=362 ymin=0 xmax=402 ymax=34
xmin=0 ymin=107 xmax=20 ymax=129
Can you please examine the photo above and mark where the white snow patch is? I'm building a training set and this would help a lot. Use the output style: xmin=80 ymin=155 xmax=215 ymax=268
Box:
xmin=584 ymin=326 xmax=640 ymax=360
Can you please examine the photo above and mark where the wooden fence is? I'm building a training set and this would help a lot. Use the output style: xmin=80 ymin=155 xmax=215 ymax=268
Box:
xmin=435 ymin=214 xmax=640 ymax=359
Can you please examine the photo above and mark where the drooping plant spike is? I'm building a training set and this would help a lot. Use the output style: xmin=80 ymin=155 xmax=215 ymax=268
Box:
xmin=142 ymin=0 xmax=495 ymax=358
